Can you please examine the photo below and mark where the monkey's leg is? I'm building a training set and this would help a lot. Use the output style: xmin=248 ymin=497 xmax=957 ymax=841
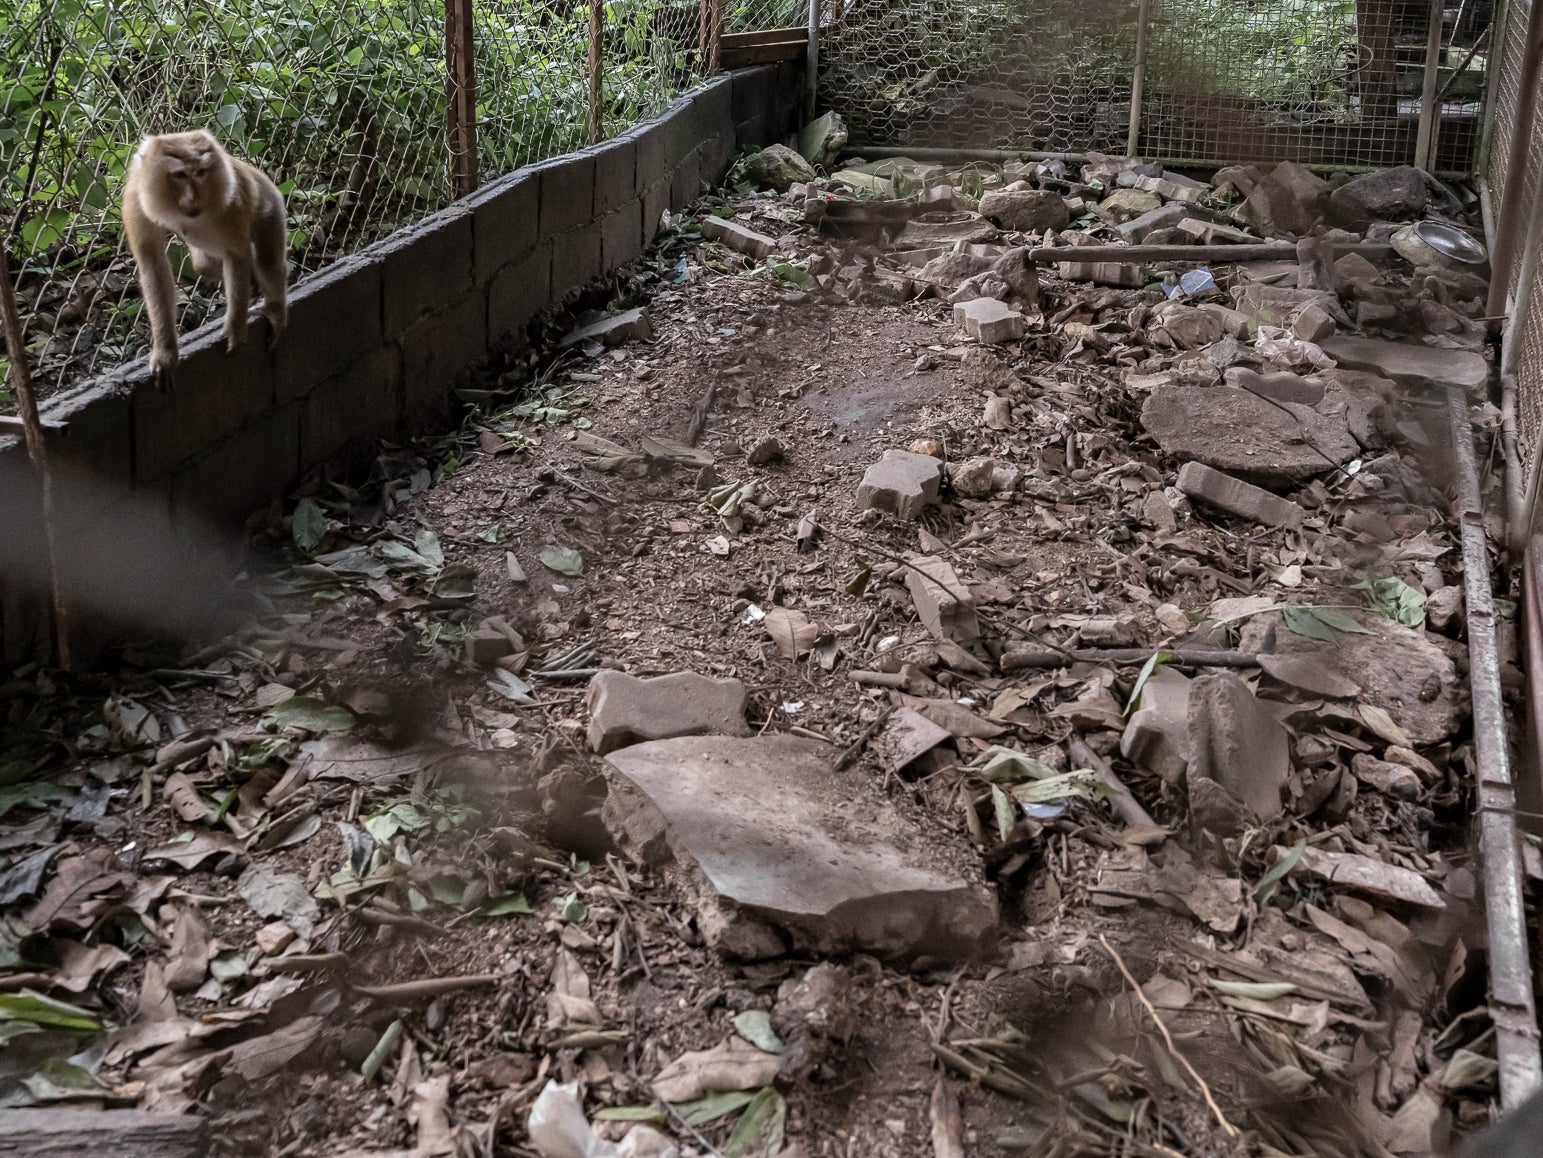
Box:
xmin=221 ymin=255 xmax=252 ymax=353
xmin=252 ymin=218 xmax=288 ymax=347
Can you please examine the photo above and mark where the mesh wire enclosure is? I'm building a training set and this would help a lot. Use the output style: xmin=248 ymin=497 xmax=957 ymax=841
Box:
xmin=818 ymin=0 xmax=1489 ymax=172
xmin=3 ymin=0 xmax=450 ymax=393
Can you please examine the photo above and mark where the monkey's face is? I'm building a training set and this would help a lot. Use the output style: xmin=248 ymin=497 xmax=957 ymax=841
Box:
xmin=145 ymin=130 xmax=233 ymax=220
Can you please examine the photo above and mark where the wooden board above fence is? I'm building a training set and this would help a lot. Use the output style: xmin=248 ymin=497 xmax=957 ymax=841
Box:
xmin=721 ymin=27 xmax=807 ymax=68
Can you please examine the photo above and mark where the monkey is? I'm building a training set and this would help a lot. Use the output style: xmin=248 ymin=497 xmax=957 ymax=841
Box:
xmin=121 ymin=129 xmax=288 ymax=388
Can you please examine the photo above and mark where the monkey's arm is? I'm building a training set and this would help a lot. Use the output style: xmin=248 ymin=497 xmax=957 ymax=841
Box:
xmin=123 ymin=194 xmax=180 ymax=387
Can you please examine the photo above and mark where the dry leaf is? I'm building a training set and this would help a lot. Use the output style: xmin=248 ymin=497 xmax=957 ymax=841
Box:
xmin=651 ymin=1036 xmax=782 ymax=1102
xmin=162 ymin=773 xmax=212 ymax=823
xmin=164 ymin=905 xmax=214 ymax=992
xmin=764 ymin=607 xmax=817 ymax=660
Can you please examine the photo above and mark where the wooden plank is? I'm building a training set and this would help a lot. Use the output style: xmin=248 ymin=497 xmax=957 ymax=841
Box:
xmin=0 ymin=1110 xmax=210 ymax=1157
xmin=721 ymin=40 xmax=806 ymax=66
xmin=720 ymin=26 xmax=807 ymax=48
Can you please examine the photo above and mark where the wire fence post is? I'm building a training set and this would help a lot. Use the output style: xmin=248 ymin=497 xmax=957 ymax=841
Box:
xmin=804 ymin=0 xmax=819 ymax=122
xmin=1126 ymin=0 xmax=1151 ymax=157
xmin=0 ymin=245 xmax=71 ymax=671
xmin=709 ymin=0 xmax=722 ymax=74
xmin=1414 ymin=0 xmax=1444 ymax=170
xmin=588 ymin=0 xmax=605 ymax=145
xmin=445 ymin=0 xmax=479 ymax=198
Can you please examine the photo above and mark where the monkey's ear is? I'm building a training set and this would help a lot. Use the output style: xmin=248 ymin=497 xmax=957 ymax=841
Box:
xmin=197 ymin=128 xmax=219 ymax=145
xmin=135 ymin=136 xmax=160 ymax=159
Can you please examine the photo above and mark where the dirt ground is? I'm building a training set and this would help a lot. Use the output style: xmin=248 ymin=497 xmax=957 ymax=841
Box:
xmin=0 ymin=174 xmax=1523 ymax=1158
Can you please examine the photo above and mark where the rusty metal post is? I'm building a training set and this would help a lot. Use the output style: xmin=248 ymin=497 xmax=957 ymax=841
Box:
xmin=709 ymin=0 xmax=722 ymax=75
xmin=445 ymin=0 xmax=479 ymax=198
xmin=1414 ymin=0 xmax=1444 ymax=170
xmin=803 ymin=0 xmax=819 ymax=122
xmin=0 ymin=244 xmax=70 ymax=670
xmin=1126 ymin=0 xmax=1151 ymax=158
xmin=588 ymin=0 xmax=604 ymax=145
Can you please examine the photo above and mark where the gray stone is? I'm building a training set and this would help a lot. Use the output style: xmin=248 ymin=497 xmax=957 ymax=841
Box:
xmin=1197 ymin=303 xmax=1252 ymax=339
xmin=978 ymin=189 xmax=1070 ymax=233
xmin=1328 ymin=166 xmax=1428 ymax=230
xmin=1335 ymin=251 xmax=1383 ymax=286
xmin=1177 ymin=461 xmax=1305 ymax=530
xmin=918 ymin=251 xmax=994 ymax=293
xmin=1320 ymin=335 xmax=1489 ymax=394
xmin=1120 ymin=667 xmax=1192 ymax=785
xmin=953 ymin=297 xmax=1025 ymax=344
xmin=905 ymin=555 xmax=981 ymax=643
xmin=602 ymin=735 xmax=998 ymax=960
xmin=1234 ymin=283 xmax=1351 ymax=331
xmin=586 ymin=670 xmax=750 ymax=754
xmin=1142 ymin=386 xmax=1359 ymax=486
xmin=1427 ymin=585 xmax=1463 ymax=633
xmin=742 ymin=144 xmax=816 ymax=193
xmin=1234 ymin=160 xmax=1329 ymax=236
xmin=796 ymin=110 xmax=847 ymax=170
xmin=1152 ymin=302 xmax=1226 ymax=350
xmin=1099 ymin=189 xmax=1163 ymax=222
xmin=1256 ymin=652 xmax=1361 ymax=698
xmin=746 ymin=436 xmax=785 ymax=465
xmin=1133 ymin=172 xmax=1208 ymax=202
xmin=1187 ymin=673 xmax=1289 ymax=835
xmin=1175 ymin=217 xmax=1261 ymax=246
xmin=1115 ymin=202 xmax=1195 ymax=242
xmin=1351 ymin=754 xmax=1421 ymax=800
xmin=1142 ymin=488 xmax=1178 ymax=531
xmin=991 ymin=248 xmax=1040 ymax=306
xmin=948 ymin=456 xmax=996 ymax=498
xmin=896 ymin=213 xmax=1000 ymax=247
xmin=701 ymin=216 xmax=777 ymax=259
xmin=856 ymin=450 xmax=943 ymax=519
xmin=559 ymin=307 xmax=653 ymax=348
xmin=1289 ymin=301 xmax=1337 ymax=343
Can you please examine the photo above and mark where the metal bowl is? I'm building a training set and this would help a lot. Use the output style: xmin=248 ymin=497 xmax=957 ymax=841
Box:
xmin=1393 ymin=219 xmax=1488 ymax=269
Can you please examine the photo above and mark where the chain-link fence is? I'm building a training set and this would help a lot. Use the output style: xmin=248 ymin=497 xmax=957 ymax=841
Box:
xmin=819 ymin=0 xmax=1491 ymax=173
xmin=1 ymin=0 xmax=785 ymax=409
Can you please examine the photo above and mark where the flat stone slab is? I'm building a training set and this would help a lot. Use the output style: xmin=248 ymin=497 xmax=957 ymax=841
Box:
xmin=559 ymin=307 xmax=653 ymax=348
xmin=1187 ymin=673 xmax=1289 ymax=837
xmin=1141 ymin=385 xmax=1359 ymax=486
xmin=1178 ymin=461 xmax=1305 ymax=530
xmin=1321 ymin=335 xmax=1488 ymax=393
xmin=856 ymin=449 xmax=943 ymax=519
xmin=586 ymin=670 xmax=750 ymax=754
xmin=602 ymin=735 xmax=998 ymax=961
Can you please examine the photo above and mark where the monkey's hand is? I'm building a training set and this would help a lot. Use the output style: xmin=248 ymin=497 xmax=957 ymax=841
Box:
xmin=151 ymin=347 xmax=178 ymax=391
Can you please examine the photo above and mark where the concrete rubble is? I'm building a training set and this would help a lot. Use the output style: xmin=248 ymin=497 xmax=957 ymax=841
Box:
xmin=585 ymin=670 xmax=751 ymax=754
xmin=855 ymin=449 xmax=943 ymax=519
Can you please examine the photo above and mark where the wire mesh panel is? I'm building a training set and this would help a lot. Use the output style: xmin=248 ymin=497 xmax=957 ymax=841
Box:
xmin=819 ymin=0 xmax=1139 ymax=153
xmin=1485 ymin=0 xmax=1530 ymax=218
xmin=2 ymin=0 xmax=449 ymax=396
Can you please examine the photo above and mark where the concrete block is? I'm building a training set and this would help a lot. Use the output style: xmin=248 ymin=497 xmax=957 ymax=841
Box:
xmin=378 ymin=204 xmax=475 ymax=333
xmin=856 ymin=449 xmax=943 ymax=520
xmin=300 ymin=345 xmax=402 ymax=474
xmin=44 ymin=377 xmax=134 ymax=490
xmin=953 ymin=297 xmax=1025 ymax=344
xmin=1177 ymin=461 xmax=1305 ymax=530
xmin=488 ymin=245 xmax=552 ymax=348
xmin=701 ymin=216 xmax=776 ymax=259
xmin=670 ymin=150 xmax=702 ymax=213
xmin=731 ymin=67 xmax=773 ymax=127
xmin=586 ymin=669 xmax=750 ymax=754
xmin=169 ymin=404 xmax=301 ymax=526
xmin=643 ymin=180 xmax=670 ymax=247
xmin=694 ymin=75 xmax=735 ymax=146
xmin=536 ymin=152 xmax=597 ymax=236
xmin=275 ymin=251 xmax=383 ymax=402
xmin=735 ymin=112 xmax=772 ymax=150
xmin=660 ymin=98 xmax=699 ymax=167
xmin=551 ymin=225 xmax=603 ymax=299
xmin=462 ymin=169 xmax=539 ymax=286
xmin=699 ymin=130 xmax=735 ymax=186
xmin=626 ymin=120 xmax=668 ymax=196
xmin=601 ymin=200 xmax=645 ymax=269
xmin=587 ymin=134 xmax=637 ymax=215
xmin=133 ymin=326 xmax=277 ymax=482
xmin=401 ymin=293 xmax=488 ymax=428
xmin=905 ymin=555 xmax=981 ymax=644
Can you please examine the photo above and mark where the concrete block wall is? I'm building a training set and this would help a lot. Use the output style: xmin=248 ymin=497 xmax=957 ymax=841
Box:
xmin=0 ymin=63 xmax=805 ymax=665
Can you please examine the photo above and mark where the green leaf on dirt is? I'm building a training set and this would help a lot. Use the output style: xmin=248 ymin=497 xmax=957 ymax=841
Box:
xmin=269 ymin=697 xmax=355 ymax=734
xmin=724 ymin=1087 xmax=786 ymax=1157
xmin=991 ymin=785 xmax=1015 ymax=842
xmin=973 ymin=745 xmax=1060 ymax=783
xmin=482 ymin=892 xmax=532 ymax=916
xmin=292 ymin=498 xmax=326 ymax=553
xmin=555 ymin=892 xmax=587 ymax=924
xmin=1009 ymin=769 xmax=1112 ymax=805
xmin=22 ymin=1057 xmax=104 ymax=1102
xmin=595 ymin=1106 xmax=666 ymax=1122
xmin=475 ymin=522 xmax=505 ymax=544
xmin=1356 ymin=577 xmax=1426 ymax=628
xmin=0 ymin=991 xmax=102 ymax=1032
xmin=1254 ymin=837 xmax=1306 ymax=905
xmin=1124 ymin=650 xmax=1172 ymax=716
xmin=0 ymin=782 xmax=72 ymax=820
xmin=733 ymin=1010 xmax=784 ymax=1054
xmin=1280 ymin=604 xmax=1369 ymax=642
xmin=425 ymin=875 xmax=467 ymax=907
xmin=539 ymin=546 xmax=584 ymax=576
xmin=363 ymin=801 xmax=431 ymax=845
xmin=676 ymin=1089 xmax=759 ymax=1126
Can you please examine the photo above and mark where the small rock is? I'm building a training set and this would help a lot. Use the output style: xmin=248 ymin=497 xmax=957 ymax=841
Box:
xmin=559 ymin=307 xmax=653 ymax=348
xmin=255 ymin=922 xmax=296 ymax=955
xmin=1099 ymin=189 xmax=1163 ymax=222
xmin=992 ymin=248 xmax=1040 ymax=306
xmin=1350 ymin=754 xmax=1421 ymax=800
xmin=918 ymin=251 xmax=994 ymax=292
xmin=796 ymin=110 xmax=847 ymax=170
xmin=1328 ymin=166 xmax=1428 ymax=230
xmin=701 ymin=216 xmax=777 ymax=259
xmin=1121 ymin=667 xmax=1191 ymax=785
xmin=1080 ymin=617 xmax=1139 ymax=646
xmin=953 ymin=297 xmax=1026 ymax=344
xmin=977 ymin=189 xmax=1070 ymax=233
xmin=1142 ymin=489 xmax=1178 ymax=532
xmin=983 ymin=393 xmax=1013 ymax=430
xmin=1289 ymin=301 xmax=1337 ymax=343
xmin=948 ymin=456 xmax=996 ymax=498
xmin=1155 ymin=602 xmax=1190 ymax=635
xmin=1427 ymin=585 xmax=1463 ymax=633
xmin=1187 ymin=673 xmax=1289 ymax=834
xmin=747 ymin=436 xmax=786 ymax=465
xmin=905 ymin=555 xmax=981 ymax=644
xmin=1114 ymin=202 xmax=1195 ymax=243
xmin=742 ymin=144 xmax=816 ymax=192
xmin=586 ymin=670 xmax=751 ymax=754
xmin=856 ymin=450 xmax=944 ymax=520
xmin=1178 ymin=462 xmax=1305 ymax=530
xmin=1152 ymin=302 xmax=1225 ymax=350
xmin=908 ymin=439 xmax=944 ymax=459
xmin=1335 ymin=251 xmax=1382 ymax=286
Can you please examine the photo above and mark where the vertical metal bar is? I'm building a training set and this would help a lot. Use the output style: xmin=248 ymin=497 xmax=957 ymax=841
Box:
xmin=804 ymin=0 xmax=819 ymax=123
xmin=1479 ymin=0 xmax=1510 ymax=177
xmin=1127 ymin=0 xmax=1151 ymax=158
xmin=1415 ymin=0 xmax=1445 ymax=170
xmin=0 ymin=245 xmax=70 ymax=670
xmin=1486 ymin=0 xmax=1543 ymax=326
xmin=588 ymin=0 xmax=604 ymax=146
xmin=445 ymin=0 xmax=479 ymax=198
xmin=1446 ymin=382 xmax=1543 ymax=1109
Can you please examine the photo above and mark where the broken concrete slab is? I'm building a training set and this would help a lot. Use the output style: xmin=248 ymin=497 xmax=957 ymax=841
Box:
xmin=1141 ymin=385 xmax=1360 ymax=486
xmin=953 ymin=297 xmax=1025 ymax=344
xmin=1187 ymin=673 xmax=1289 ymax=835
xmin=1320 ymin=334 xmax=1489 ymax=393
xmin=947 ymin=456 xmax=996 ymax=498
xmin=559 ymin=307 xmax=653 ymax=348
xmin=1175 ymin=217 xmax=1262 ymax=246
xmin=856 ymin=450 xmax=944 ymax=520
xmin=585 ymin=670 xmax=751 ymax=754
xmin=1257 ymin=652 xmax=1361 ymax=699
xmin=1234 ymin=160 xmax=1329 ymax=237
xmin=1177 ymin=461 xmax=1305 ymax=530
xmin=1120 ymin=666 xmax=1191 ymax=785
xmin=796 ymin=110 xmax=847 ymax=170
xmin=905 ymin=555 xmax=981 ymax=644
xmin=1328 ymin=166 xmax=1428 ymax=231
xmin=1099 ymin=189 xmax=1163 ymax=222
xmin=601 ymin=735 xmax=998 ymax=960
xmin=977 ymin=189 xmax=1069 ymax=233
xmin=896 ymin=213 xmax=1000 ymax=247
xmin=701 ymin=216 xmax=777 ymax=260
xmin=1114 ymin=201 xmax=1195 ymax=243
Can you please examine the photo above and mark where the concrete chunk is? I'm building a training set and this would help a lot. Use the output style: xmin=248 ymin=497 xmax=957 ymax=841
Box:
xmin=905 ymin=555 xmax=981 ymax=643
xmin=953 ymin=297 xmax=1025 ymax=344
xmin=1120 ymin=667 xmax=1191 ymax=784
xmin=602 ymin=735 xmax=998 ymax=960
xmin=856 ymin=450 xmax=943 ymax=519
xmin=1114 ymin=202 xmax=1195 ymax=243
xmin=1178 ymin=461 xmax=1305 ymax=530
xmin=701 ymin=216 xmax=777 ymax=260
xmin=1320 ymin=334 xmax=1489 ymax=393
xmin=1187 ymin=673 xmax=1289 ymax=836
xmin=978 ymin=189 xmax=1070 ymax=233
xmin=586 ymin=670 xmax=750 ymax=754
xmin=560 ymin=307 xmax=653 ymax=348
